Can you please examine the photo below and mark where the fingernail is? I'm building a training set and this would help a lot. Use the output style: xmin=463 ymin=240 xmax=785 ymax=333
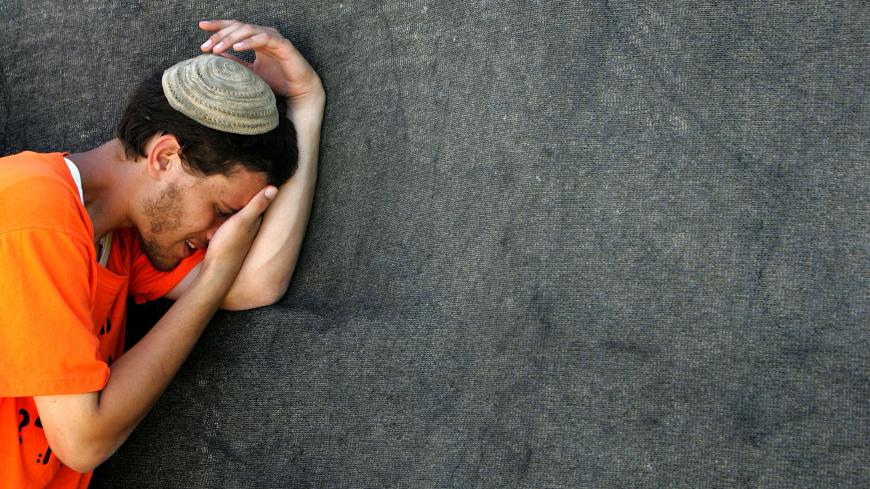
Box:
xmin=265 ymin=187 xmax=278 ymax=199
xmin=213 ymin=41 xmax=225 ymax=51
xmin=201 ymin=40 xmax=213 ymax=50
xmin=233 ymin=41 xmax=246 ymax=49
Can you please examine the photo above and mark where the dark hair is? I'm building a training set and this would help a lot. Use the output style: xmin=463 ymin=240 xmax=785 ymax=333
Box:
xmin=116 ymin=72 xmax=297 ymax=186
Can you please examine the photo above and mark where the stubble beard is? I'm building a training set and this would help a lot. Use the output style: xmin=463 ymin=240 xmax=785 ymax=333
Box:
xmin=140 ymin=182 xmax=184 ymax=272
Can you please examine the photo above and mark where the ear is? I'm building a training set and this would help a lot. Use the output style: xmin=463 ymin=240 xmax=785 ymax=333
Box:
xmin=144 ymin=134 xmax=183 ymax=181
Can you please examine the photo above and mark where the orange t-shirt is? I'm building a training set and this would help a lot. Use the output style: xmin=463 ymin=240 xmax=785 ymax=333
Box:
xmin=0 ymin=151 xmax=205 ymax=488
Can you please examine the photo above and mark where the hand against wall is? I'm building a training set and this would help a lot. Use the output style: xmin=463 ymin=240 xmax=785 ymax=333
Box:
xmin=199 ymin=19 xmax=322 ymax=101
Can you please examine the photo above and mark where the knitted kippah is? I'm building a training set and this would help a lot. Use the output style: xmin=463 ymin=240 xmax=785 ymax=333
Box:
xmin=161 ymin=54 xmax=278 ymax=135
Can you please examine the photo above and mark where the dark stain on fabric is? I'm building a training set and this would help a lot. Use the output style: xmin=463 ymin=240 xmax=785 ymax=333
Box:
xmin=732 ymin=392 xmax=774 ymax=447
xmin=639 ymin=406 xmax=663 ymax=427
xmin=734 ymin=151 xmax=750 ymax=170
xmin=602 ymin=338 xmax=659 ymax=359
xmin=499 ymin=226 xmax=512 ymax=250
xmin=530 ymin=286 xmax=555 ymax=338
xmin=780 ymin=334 xmax=823 ymax=363
xmin=518 ymin=446 xmax=533 ymax=475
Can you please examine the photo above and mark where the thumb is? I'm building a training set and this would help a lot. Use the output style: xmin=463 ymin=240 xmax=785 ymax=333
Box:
xmin=237 ymin=185 xmax=278 ymax=221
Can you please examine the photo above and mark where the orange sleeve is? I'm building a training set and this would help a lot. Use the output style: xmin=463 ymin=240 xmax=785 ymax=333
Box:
xmin=119 ymin=228 xmax=205 ymax=304
xmin=0 ymin=228 xmax=109 ymax=397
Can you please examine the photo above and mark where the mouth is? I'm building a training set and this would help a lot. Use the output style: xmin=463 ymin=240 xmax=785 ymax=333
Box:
xmin=183 ymin=239 xmax=197 ymax=257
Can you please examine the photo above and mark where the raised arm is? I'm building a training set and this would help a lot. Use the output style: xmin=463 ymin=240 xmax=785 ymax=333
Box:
xmin=168 ymin=21 xmax=325 ymax=310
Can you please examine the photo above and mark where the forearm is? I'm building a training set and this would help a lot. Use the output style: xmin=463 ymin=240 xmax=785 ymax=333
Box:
xmin=95 ymin=269 xmax=228 ymax=443
xmin=223 ymin=84 xmax=325 ymax=309
xmin=35 ymin=265 xmax=234 ymax=472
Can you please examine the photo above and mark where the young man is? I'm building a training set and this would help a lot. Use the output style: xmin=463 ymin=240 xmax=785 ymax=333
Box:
xmin=0 ymin=20 xmax=325 ymax=488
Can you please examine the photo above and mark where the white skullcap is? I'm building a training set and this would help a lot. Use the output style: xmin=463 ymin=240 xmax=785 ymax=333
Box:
xmin=162 ymin=54 xmax=278 ymax=135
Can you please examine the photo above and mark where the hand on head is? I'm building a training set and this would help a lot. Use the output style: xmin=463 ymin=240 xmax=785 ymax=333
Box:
xmin=198 ymin=19 xmax=322 ymax=101
xmin=202 ymin=185 xmax=277 ymax=275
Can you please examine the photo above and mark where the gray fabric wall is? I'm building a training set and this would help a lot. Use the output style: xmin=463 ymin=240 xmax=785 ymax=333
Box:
xmin=1 ymin=1 xmax=867 ymax=487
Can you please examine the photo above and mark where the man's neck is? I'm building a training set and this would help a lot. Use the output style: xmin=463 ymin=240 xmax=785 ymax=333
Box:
xmin=67 ymin=139 xmax=136 ymax=242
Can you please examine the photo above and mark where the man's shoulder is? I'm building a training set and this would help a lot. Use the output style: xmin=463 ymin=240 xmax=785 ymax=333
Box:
xmin=0 ymin=150 xmax=90 ymax=239
xmin=0 ymin=150 xmax=67 ymax=177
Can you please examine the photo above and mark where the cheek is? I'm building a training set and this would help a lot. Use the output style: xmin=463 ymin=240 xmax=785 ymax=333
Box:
xmin=143 ymin=181 xmax=217 ymax=237
xmin=143 ymin=186 xmax=183 ymax=235
xmin=177 ymin=182 xmax=218 ymax=232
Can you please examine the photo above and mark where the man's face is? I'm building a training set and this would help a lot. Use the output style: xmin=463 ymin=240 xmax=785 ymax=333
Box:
xmin=138 ymin=165 xmax=268 ymax=271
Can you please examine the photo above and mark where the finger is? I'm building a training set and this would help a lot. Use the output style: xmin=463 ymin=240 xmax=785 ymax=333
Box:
xmin=198 ymin=20 xmax=240 ymax=51
xmin=212 ymin=24 xmax=263 ymax=54
xmin=198 ymin=19 xmax=236 ymax=32
xmin=201 ymin=23 xmax=246 ymax=52
xmin=236 ymin=186 xmax=278 ymax=222
xmin=201 ymin=19 xmax=275 ymax=36
xmin=201 ymin=23 xmax=243 ymax=52
xmin=231 ymin=32 xmax=275 ymax=52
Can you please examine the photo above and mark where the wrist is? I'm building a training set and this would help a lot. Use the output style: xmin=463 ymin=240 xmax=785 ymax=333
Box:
xmin=191 ymin=258 xmax=240 ymax=300
xmin=286 ymin=77 xmax=325 ymax=107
